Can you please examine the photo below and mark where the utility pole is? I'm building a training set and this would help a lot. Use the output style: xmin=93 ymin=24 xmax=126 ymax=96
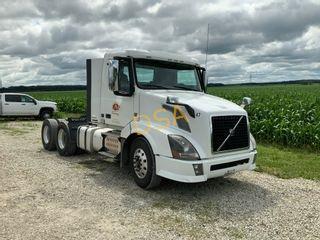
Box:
xmin=205 ymin=23 xmax=210 ymax=69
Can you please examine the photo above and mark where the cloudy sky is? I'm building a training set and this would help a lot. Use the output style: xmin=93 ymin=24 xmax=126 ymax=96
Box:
xmin=0 ymin=0 xmax=320 ymax=86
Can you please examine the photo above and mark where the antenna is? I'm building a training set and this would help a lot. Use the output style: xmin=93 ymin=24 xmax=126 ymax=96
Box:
xmin=205 ymin=23 xmax=210 ymax=69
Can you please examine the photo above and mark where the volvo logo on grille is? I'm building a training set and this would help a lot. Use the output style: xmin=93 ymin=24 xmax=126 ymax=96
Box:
xmin=229 ymin=128 xmax=235 ymax=137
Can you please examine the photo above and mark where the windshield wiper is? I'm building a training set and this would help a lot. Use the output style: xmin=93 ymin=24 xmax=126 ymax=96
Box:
xmin=173 ymin=85 xmax=199 ymax=91
xmin=142 ymin=84 xmax=200 ymax=91
xmin=142 ymin=84 xmax=171 ymax=89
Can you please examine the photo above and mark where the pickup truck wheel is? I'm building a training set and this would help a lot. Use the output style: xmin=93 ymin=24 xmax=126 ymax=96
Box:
xmin=40 ymin=109 xmax=52 ymax=120
xmin=41 ymin=119 xmax=58 ymax=151
xmin=130 ymin=138 xmax=161 ymax=189
xmin=56 ymin=122 xmax=77 ymax=156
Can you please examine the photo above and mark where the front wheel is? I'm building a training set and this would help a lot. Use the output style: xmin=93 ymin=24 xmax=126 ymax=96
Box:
xmin=130 ymin=138 xmax=161 ymax=189
xmin=40 ymin=109 xmax=53 ymax=120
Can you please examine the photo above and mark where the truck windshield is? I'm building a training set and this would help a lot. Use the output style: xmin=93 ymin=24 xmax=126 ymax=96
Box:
xmin=134 ymin=59 xmax=202 ymax=91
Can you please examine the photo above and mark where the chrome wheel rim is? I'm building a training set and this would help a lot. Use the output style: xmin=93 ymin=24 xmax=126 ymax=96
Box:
xmin=43 ymin=125 xmax=50 ymax=144
xmin=57 ymin=129 xmax=66 ymax=150
xmin=133 ymin=148 xmax=148 ymax=179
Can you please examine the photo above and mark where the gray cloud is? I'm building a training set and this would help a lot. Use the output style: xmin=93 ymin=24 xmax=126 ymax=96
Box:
xmin=0 ymin=0 xmax=320 ymax=86
xmin=186 ymin=0 xmax=320 ymax=55
xmin=34 ymin=0 xmax=93 ymax=22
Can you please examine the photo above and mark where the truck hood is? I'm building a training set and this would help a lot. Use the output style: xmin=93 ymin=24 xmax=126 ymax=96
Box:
xmin=144 ymin=90 xmax=246 ymax=115
xmin=38 ymin=100 xmax=57 ymax=107
xmin=139 ymin=90 xmax=250 ymax=158
xmin=38 ymin=100 xmax=56 ymax=105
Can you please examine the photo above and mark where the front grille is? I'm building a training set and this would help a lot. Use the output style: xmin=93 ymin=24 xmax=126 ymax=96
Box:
xmin=212 ymin=115 xmax=249 ymax=152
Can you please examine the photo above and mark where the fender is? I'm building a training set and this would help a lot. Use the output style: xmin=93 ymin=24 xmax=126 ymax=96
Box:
xmin=121 ymin=120 xmax=172 ymax=157
xmin=121 ymin=119 xmax=208 ymax=159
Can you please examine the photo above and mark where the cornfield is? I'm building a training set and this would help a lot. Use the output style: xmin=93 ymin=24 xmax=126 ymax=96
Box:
xmin=29 ymin=91 xmax=86 ymax=114
xmin=29 ymin=83 xmax=320 ymax=150
xmin=208 ymin=84 xmax=320 ymax=150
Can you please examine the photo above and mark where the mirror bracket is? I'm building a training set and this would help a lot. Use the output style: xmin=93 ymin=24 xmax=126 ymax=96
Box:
xmin=240 ymin=97 xmax=252 ymax=108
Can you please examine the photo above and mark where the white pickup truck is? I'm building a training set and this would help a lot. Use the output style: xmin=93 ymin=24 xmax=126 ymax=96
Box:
xmin=0 ymin=93 xmax=57 ymax=119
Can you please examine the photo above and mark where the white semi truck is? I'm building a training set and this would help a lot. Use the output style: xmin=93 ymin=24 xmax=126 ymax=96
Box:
xmin=0 ymin=93 xmax=57 ymax=119
xmin=41 ymin=49 xmax=257 ymax=189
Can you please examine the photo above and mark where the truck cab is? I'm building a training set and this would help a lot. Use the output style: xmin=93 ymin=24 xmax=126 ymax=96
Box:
xmin=41 ymin=49 xmax=257 ymax=189
xmin=0 ymin=93 xmax=57 ymax=119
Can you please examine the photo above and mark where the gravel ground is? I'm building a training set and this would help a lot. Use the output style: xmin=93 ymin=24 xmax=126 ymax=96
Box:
xmin=0 ymin=121 xmax=319 ymax=240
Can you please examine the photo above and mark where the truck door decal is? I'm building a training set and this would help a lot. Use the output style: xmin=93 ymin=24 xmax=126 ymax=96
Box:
xmin=112 ymin=103 xmax=120 ymax=111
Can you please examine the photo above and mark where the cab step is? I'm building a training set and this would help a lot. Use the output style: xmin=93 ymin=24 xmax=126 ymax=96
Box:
xmin=98 ymin=151 xmax=117 ymax=158
xmin=98 ymin=149 xmax=121 ymax=162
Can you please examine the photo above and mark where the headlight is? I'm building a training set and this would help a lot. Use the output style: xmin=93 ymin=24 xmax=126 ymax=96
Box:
xmin=168 ymin=135 xmax=200 ymax=160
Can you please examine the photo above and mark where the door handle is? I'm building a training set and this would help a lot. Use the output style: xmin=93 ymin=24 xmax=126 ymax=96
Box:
xmin=4 ymin=103 xmax=9 ymax=105
xmin=21 ymin=104 xmax=26 ymax=105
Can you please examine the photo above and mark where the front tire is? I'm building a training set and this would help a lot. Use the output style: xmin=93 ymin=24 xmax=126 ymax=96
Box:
xmin=40 ymin=109 xmax=53 ymax=120
xmin=56 ymin=121 xmax=77 ymax=156
xmin=130 ymin=138 xmax=161 ymax=189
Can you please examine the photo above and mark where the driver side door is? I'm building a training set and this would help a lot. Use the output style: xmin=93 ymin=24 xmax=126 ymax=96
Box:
xmin=20 ymin=95 xmax=37 ymax=115
xmin=104 ymin=58 xmax=135 ymax=128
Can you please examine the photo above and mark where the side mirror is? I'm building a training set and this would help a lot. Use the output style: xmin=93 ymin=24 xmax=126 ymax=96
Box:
xmin=34 ymin=100 xmax=37 ymax=105
xmin=241 ymin=97 xmax=252 ymax=108
xmin=203 ymin=70 xmax=208 ymax=91
xmin=200 ymin=68 xmax=208 ymax=92
xmin=108 ymin=60 xmax=119 ymax=91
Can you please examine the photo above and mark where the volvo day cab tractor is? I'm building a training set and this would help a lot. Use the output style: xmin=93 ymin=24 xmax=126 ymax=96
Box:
xmin=41 ymin=49 xmax=257 ymax=189
xmin=0 ymin=93 xmax=57 ymax=119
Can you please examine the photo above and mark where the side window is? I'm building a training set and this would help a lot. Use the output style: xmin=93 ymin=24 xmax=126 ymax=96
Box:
xmin=5 ymin=95 xmax=21 ymax=102
xmin=21 ymin=95 xmax=34 ymax=103
xmin=116 ymin=59 xmax=132 ymax=95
